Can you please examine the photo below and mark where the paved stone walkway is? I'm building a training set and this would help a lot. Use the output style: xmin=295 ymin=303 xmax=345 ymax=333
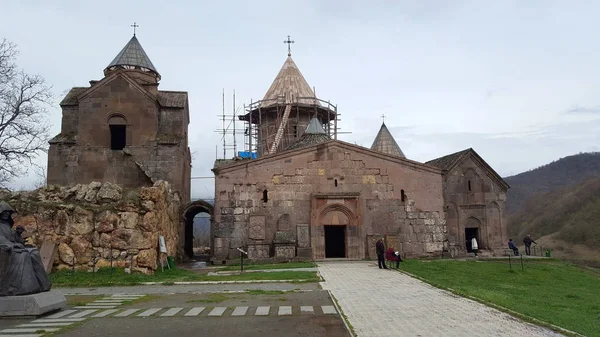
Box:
xmin=317 ymin=262 xmax=566 ymax=337
xmin=57 ymin=282 xmax=319 ymax=295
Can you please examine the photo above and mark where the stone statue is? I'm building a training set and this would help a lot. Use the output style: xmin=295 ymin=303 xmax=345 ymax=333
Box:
xmin=0 ymin=201 xmax=52 ymax=296
xmin=14 ymin=225 xmax=25 ymax=245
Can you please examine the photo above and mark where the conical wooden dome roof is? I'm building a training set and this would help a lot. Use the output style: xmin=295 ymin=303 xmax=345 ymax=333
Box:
xmin=371 ymin=123 xmax=406 ymax=158
xmin=260 ymin=56 xmax=318 ymax=108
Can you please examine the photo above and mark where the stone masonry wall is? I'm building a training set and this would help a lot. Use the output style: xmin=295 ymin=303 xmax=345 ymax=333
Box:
xmin=443 ymin=155 xmax=508 ymax=254
xmin=48 ymin=73 xmax=191 ymax=204
xmin=1 ymin=180 xmax=181 ymax=274
xmin=213 ymin=141 xmax=447 ymax=260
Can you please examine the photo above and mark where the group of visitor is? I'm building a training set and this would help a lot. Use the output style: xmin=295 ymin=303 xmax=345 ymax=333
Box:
xmin=508 ymin=235 xmax=537 ymax=256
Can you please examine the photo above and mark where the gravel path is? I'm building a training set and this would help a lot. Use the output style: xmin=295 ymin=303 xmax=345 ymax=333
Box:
xmin=317 ymin=261 xmax=566 ymax=337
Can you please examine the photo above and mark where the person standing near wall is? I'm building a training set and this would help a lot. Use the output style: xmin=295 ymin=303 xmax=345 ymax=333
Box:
xmin=376 ymin=238 xmax=388 ymax=269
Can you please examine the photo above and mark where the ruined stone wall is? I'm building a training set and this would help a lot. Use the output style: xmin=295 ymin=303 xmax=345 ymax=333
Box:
xmin=443 ymin=155 xmax=508 ymax=253
xmin=213 ymin=141 xmax=447 ymax=260
xmin=2 ymin=181 xmax=181 ymax=274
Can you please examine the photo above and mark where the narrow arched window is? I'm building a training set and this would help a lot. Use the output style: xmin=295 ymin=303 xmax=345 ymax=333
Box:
xmin=401 ymin=189 xmax=406 ymax=202
xmin=334 ymin=179 xmax=338 ymax=187
xmin=108 ymin=115 xmax=127 ymax=150
xmin=468 ymin=180 xmax=472 ymax=192
xmin=262 ymin=189 xmax=268 ymax=202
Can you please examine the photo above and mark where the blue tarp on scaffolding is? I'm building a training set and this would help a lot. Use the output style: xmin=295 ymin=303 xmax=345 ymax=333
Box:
xmin=238 ymin=151 xmax=258 ymax=159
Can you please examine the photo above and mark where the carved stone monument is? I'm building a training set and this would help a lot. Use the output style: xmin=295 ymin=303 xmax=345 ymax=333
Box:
xmin=247 ymin=215 xmax=270 ymax=260
xmin=248 ymin=215 xmax=266 ymax=240
xmin=296 ymin=224 xmax=312 ymax=258
xmin=247 ymin=244 xmax=270 ymax=260
xmin=274 ymin=231 xmax=296 ymax=258
xmin=0 ymin=202 xmax=66 ymax=316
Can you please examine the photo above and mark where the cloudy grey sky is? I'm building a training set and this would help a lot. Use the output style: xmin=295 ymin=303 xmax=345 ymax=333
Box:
xmin=2 ymin=0 xmax=599 ymax=198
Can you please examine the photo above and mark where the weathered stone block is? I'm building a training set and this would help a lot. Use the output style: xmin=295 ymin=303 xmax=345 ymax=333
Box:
xmin=277 ymin=214 xmax=291 ymax=230
xmin=96 ymin=182 xmax=123 ymax=202
xmin=111 ymin=228 xmax=151 ymax=250
xmin=424 ymin=242 xmax=443 ymax=253
xmin=385 ymin=234 xmax=399 ymax=251
xmin=274 ymin=231 xmax=295 ymax=244
xmin=58 ymin=242 xmax=75 ymax=265
xmin=366 ymin=235 xmax=379 ymax=259
xmin=297 ymin=224 xmax=310 ymax=248
xmin=248 ymin=243 xmax=270 ymax=260
xmin=96 ymin=210 xmax=118 ymax=233
xmin=0 ymin=291 xmax=67 ymax=317
xmin=137 ymin=249 xmax=157 ymax=269
xmin=119 ymin=212 xmax=139 ymax=229
xmin=296 ymin=247 xmax=312 ymax=258
xmin=248 ymin=215 xmax=266 ymax=240
xmin=69 ymin=207 xmax=94 ymax=235
xmin=274 ymin=244 xmax=295 ymax=258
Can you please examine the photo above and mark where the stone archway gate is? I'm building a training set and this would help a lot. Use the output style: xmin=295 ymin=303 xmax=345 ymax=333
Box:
xmin=181 ymin=200 xmax=214 ymax=258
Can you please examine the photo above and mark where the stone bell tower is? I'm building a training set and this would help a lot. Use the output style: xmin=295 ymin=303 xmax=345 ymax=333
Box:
xmin=47 ymin=29 xmax=191 ymax=202
xmin=239 ymin=36 xmax=339 ymax=157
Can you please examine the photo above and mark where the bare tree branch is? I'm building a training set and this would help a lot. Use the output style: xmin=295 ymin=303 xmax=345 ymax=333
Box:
xmin=0 ymin=38 xmax=52 ymax=187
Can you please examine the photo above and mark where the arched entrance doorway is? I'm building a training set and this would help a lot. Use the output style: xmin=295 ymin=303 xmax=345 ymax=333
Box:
xmin=464 ymin=217 xmax=482 ymax=253
xmin=182 ymin=200 xmax=213 ymax=259
xmin=312 ymin=203 xmax=361 ymax=260
xmin=321 ymin=208 xmax=350 ymax=258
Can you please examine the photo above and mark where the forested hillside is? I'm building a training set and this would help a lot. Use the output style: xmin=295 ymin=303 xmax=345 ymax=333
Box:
xmin=504 ymin=153 xmax=600 ymax=267
xmin=504 ymin=152 xmax=600 ymax=213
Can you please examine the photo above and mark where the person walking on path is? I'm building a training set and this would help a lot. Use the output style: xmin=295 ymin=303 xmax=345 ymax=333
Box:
xmin=523 ymin=235 xmax=537 ymax=256
xmin=471 ymin=237 xmax=479 ymax=257
xmin=376 ymin=238 xmax=388 ymax=269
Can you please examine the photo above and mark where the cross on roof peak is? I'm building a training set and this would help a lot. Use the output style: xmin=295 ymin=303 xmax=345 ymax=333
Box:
xmin=283 ymin=35 xmax=295 ymax=56
xmin=131 ymin=22 xmax=139 ymax=36
xmin=381 ymin=114 xmax=386 ymax=123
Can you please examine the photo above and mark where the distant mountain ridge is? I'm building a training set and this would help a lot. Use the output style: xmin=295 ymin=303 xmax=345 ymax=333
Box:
xmin=503 ymin=152 xmax=600 ymax=267
xmin=504 ymin=152 xmax=600 ymax=214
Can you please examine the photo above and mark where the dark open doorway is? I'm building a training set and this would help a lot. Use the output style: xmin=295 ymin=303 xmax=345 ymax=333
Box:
xmin=465 ymin=227 xmax=479 ymax=253
xmin=325 ymin=225 xmax=346 ymax=258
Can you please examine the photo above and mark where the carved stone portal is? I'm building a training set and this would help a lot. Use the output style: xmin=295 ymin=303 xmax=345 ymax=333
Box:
xmin=248 ymin=215 xmax=265 ymax=240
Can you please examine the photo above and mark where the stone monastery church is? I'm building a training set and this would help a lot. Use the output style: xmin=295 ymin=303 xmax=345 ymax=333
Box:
xmin=48 ymin=33 xmax=510 ymax=262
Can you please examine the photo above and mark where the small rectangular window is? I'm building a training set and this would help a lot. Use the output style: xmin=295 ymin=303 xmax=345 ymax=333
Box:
xmin=110 ymin=125 xmax=127 ymax=150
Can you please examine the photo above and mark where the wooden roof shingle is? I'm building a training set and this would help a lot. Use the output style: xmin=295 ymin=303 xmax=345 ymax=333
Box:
xmin=260 ymin=56 xmax=320 ymax=108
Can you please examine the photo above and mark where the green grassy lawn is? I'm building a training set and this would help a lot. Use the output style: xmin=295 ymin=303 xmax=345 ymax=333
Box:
xmin=216 ymin=261 xmax=315 ymax=271
xmin=400 ymin=259 xmax=600 ymax=337
xmin=50 ymin=268 xmax=319 ymax=287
